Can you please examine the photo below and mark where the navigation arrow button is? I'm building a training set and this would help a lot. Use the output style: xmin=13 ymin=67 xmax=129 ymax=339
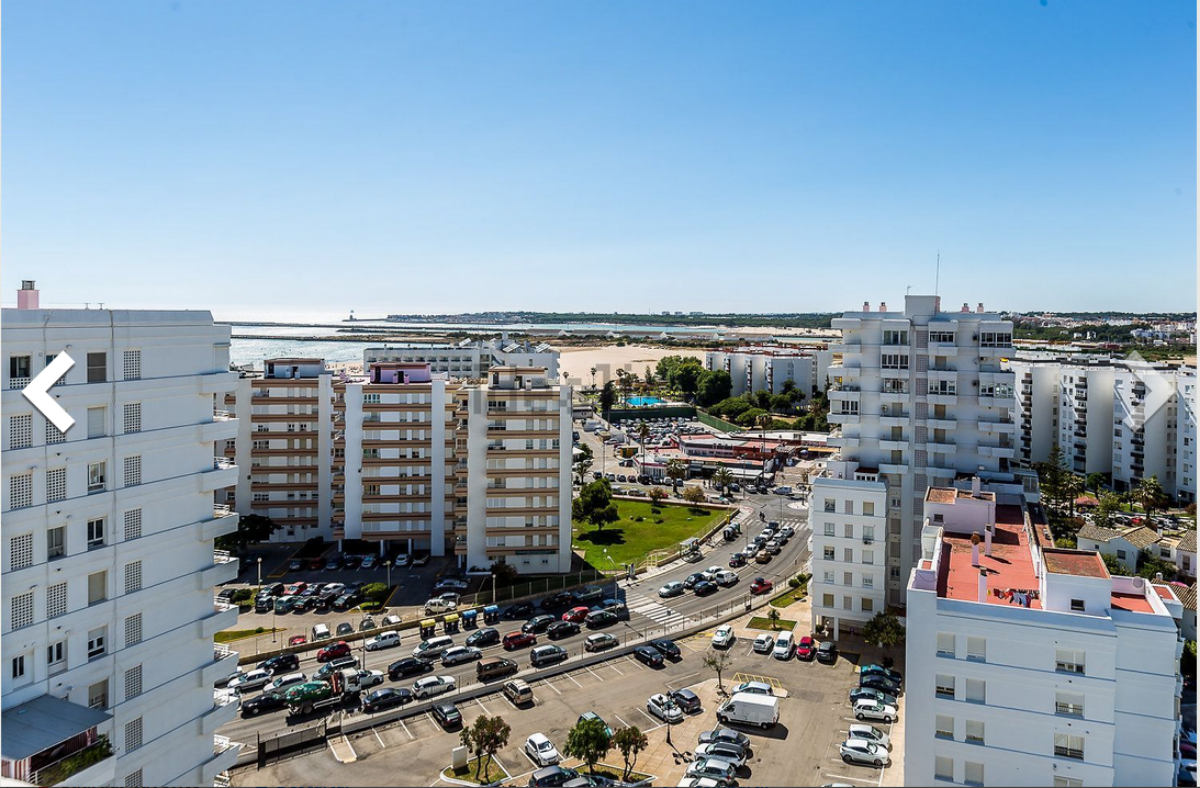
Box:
xmin=23 ymin=353 xmax=75 ymax=432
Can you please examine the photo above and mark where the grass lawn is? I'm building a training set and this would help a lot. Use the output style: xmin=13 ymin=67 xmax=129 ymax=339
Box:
xmin=769 ymin=584 xmax=808 ymax=609
xmin=215 ymin=628 xmax=280 ymax=643
xmin=748 ymin=616 xmax=797 ymax=632
xmin=584 ymin=764 xmax=652 ymax=782
xmin=440 ymin=757 xmax=508 ymax=785
xmin=573 ymin=500 xmax=727 ymax=567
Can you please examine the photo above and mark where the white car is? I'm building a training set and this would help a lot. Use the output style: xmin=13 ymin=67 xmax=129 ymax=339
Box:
xmin=659 ymin=581 xmax=685 ymax=598
xmin=705 ymin=565 xmax=724 ymax=577
xmin=647 ymin=693 xmax=684 ymax=723
xmin=848 ymin=723 xmax=891 ymax=749
xmin=853 ymin=698 xmax=898 ymax=723
xmin=441 ymin=646 xmax=482 ymax=667
xmin=773 ymin=631 xmax=795 ymax=660
xmin=840 ymin=738 xmax=888 ymax=767
xmin=713 ymin=570 xmax=739 ymax=587
xmin=675 ymin=779 xmax=724 ymax=788
xmin=228 ymin=668 xmax=271 ymax=692
xmin=381 ymin=614 xmax=402 ymax=627
xmin=365 ymin=631 xmax=401 ymax=651
xmin=435 ymin=578 xmax=470 ymax=592
xmin=752 ymin=633 xmax=774 ymax=654
xmin=731 ymin=680 xmax=773 ymax=697
xmin=525 ymin=733 xmax=561 ymax=766
xmin=685 ymin=756 xmax=738 ymax=783
xmin=693 ymin=742 xmax=747 ymax=768
xmin=412 ymin=675 xmax=457 ymax=699
xmin=711 ymin=625 xmax=735 ymax=649
xmin=356 ymin=669 xmax=386 ymax=689
xmin=393 ymin=554 xmax=411 ymax=567
xmin=322 ymin=583 xmax=346 ymax=596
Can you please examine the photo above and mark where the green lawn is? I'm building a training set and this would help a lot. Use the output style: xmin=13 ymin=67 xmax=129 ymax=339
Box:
xmin=215 ymin=628 xmax=280 ymax=643
xmin=573 ymin=500 xmax=727 ymax=568
xmin=440 ymin=757 xmax=507 ymax=785
xmin=769 ymin=583 xmax=808 ymax=609
xmin=748 ymin=616 xmax=797 ymax=631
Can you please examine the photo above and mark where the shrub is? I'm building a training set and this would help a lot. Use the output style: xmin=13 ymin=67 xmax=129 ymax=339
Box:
xmin=654 ymin=518 xmax=664 ymax=524
xmin=360 ymin=601 xmax=384 ymax=612
xmin=254 ymin=626 xmax=264 ymax=634
xmin=361 ymin=583 xmax=390 ymax=603
xmin=634 ymin=516 xmax=644 ymax=522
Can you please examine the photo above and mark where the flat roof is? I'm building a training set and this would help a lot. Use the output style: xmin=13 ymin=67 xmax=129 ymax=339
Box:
xmin=1043 ymin=549 xmax=1110 ymax=579
xmin=2 ymin=695 xmax=112 ymax=761
xmin=1110 ymin=592 xmax=1155 ymax=613
xmin=265 ymin=357 xmax=324 ymax=364
xmin=926 ymin=486 xmax=996 ymax=504
xmin=938 ymin=519 xmax=1041 ymax=609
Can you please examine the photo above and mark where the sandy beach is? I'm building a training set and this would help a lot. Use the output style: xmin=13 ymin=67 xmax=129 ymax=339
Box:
xmin=553 ymin=344 xmax=704 ymax=388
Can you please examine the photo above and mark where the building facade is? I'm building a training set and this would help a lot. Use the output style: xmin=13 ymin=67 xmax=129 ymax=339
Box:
xmin=2 ymin=301 xmax=242 ymax=787
xmin=704 ymin=346 xmax=833 ymax=398
xmin=364 ymin=337 xmax=560 ymax=380
xmin=1009 ymin=358 xmax=1061 ymax=468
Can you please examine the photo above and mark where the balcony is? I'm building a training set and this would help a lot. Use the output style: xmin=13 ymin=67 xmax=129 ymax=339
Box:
xmin=202 ymin=505 xmax=239 ymax=541
xmin=203 ymin=645 xmax=239 ymax=687
xmin=926 ymin=418 xmax=957 ymax=430
xmin=879 ymin=439 xmax=909 ymax=451
xmin=4 ymin=697 xmax=115 ymax=788
xmin=978 ymin=420 xmax=1015 ymax=434
xmin=926 ymin=440 xmax=956 ymax=454
xmin=828 ymin=412 xmax=860 ymax=425
xmin=30 ymin=737 xmax=115 ymax=788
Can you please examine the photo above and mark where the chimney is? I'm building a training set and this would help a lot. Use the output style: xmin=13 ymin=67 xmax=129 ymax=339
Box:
xmin=1155 ymin=571 xmax=1164 ymax=583
xmin=879 ymin=302 xmax=887 ymax=312
xmin=971 ymin=532 xmax=981 ymax=567
xmin=863 ymin=301 xmax=870 ymax=312
xmin=971 ymin=476 xmax=982 ymax=496
xmin=961 ymin=302 xmax=970 ymax=313
xmin=17 ymin=280 xmax=39 ymax=310
xmin=977 ymin=302 xmax=985 ymax=314
xmin=978 ymin=567 xmax=988 ymax=603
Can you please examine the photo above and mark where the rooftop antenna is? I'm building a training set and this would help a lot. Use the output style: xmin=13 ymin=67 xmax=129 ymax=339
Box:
xmin=935 ymin=252 xmax=941 ymax=298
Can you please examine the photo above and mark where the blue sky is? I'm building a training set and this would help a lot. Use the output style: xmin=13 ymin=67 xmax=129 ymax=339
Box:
xmin=4 ymin=1 xmax=1195 ymax=317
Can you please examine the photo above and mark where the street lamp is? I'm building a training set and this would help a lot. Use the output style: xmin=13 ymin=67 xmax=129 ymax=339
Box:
xmin=256 ymin=556 xmax=262 ymax=587
xmin=384 ymin=560 xmax=392 ymax=590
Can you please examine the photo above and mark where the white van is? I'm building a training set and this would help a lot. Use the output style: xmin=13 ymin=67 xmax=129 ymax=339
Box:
xmin=716 ymin=692 xmax=780 ymax=729
xmin=773 ymin=630 xmax=795 ymax=660
xmin=270 ymin=672 xmax=306 ymax=693
xmin=311 ymin=623 xmax=331 ymax=641
xmin=412 ymin=635 xmax=455 ymax=661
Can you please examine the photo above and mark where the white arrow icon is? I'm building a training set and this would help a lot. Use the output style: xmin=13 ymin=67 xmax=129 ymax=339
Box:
xmin=23 ymin=353 xmax=75 ymax=432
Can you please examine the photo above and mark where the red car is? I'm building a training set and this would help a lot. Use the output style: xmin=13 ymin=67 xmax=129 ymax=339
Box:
xmin=284 ymin=582 xmax=308 ymax=596
xmin=316 ymin=641 xmax=351 ymax=663
xmin=288 ymin=635 xmax=308 ymax=647
xmin=749 ymin=577 xmax=774 ymax=595
xmin=796 ymin=635 xmax=816 ymax=660
xmin=562 ymin=606 xmax=590 ymax=623
xmin=502 ymin=631 xmax=537 ymax=650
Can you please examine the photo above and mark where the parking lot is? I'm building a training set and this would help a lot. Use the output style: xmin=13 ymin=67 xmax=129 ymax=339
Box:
xmin=229 ymin=612 xmax=905 ymax=787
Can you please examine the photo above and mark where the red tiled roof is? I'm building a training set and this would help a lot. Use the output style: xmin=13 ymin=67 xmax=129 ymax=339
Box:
xmin=1043 ymin=549 xmax=1110 ymax=579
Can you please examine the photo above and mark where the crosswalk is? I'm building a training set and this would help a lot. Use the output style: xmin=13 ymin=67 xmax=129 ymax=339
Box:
xmin=625 ymin=589 xmax=688 ymax=628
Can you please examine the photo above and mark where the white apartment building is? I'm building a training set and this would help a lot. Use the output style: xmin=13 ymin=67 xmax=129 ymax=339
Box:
xmin=812 ymin=295 xmax=1017 ymax=633
xmin=1009 ymin=358 xmax=1061 ymax=468
xmin=1176 ymin=368 xmax=1197 ymax=503
xmin=1112 ymin=365 xmax=1176 ymax=494
xmin=2 ymin=294 xmax=242 ymax=787
xmin=704 ymin=346 xmax=833 ymax=398
xmin=1058 ymin=363 xmax=1116 ymax=476
xmin=364 ymin=336 xmax=560 ymax=380
xmin=906 ymin=484 xmax=1182 ymax=787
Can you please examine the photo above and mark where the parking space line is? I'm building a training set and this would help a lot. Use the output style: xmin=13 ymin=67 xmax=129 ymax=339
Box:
xmin=614 ymin=714 xmax=630 ymax=729
xmin=540 ymin=679 xmax=562 ymax=695
xmin=665 ymin=672 xmax=699 ymax=689
xmin=562 ymin=672 xmax=583 ymax=689
xmin=372 ymin=727 xmax=385 ymax=748
xmin=398 ymin=718 xmax=414 ymax=740
xmin=635 ymin=707 xmax=658 ymax=726
xmin=476 ymin=698 xmax=491 ymax=715
xmin=822 ymin=774 xmax=876 ymax=784
xmin=606 ymin=661 xmax=624 ymax=675
xmin=584 ymin=666 xmax=604 ymax=681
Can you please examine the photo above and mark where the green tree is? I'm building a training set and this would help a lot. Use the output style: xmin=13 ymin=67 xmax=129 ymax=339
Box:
xmin=1063 ymin=474 xmax=1086 ymax=518
xmin=1137 ymin=550 xmax=1178 ymax=581
xmin=1086 ymin=472 xmax=1108 ymax=495
xmin=735 ymin=407 xmax=768 ymax=427
xmin=1034 ymin=444 xmax=1071 ymax=512
xmin=648 ymin=487 xmax=668 ymax=506
xmin=564 ymin=716 xmax=611 ymax=774
xmin=862 ymin=611 xmax=906 ymax=652
xmin=460 ymin=714 xmax=511 ymax=780
xmin=599 ymin=381 xmax=616 ymax=416
xmin=1184 ymin=640 xmax=1197 ymax=680
xmin=1093 ymin=492 xmax=1123 ymax=530
xmin=644 ymin=367 xmax=655 ymax=387
xmin=361 ymin=582 xmax=390 ymax=603
xmin=709 ymin=396 xmax=752 ymax=420
xmin=1101 ymin=552 xmax=1133 ymax=576
xmin=665 ymin=459 xmax=687 ymax=494
xmin=573 ymin=442 xmax=594 ymax=484
xmin=1135 ymin=475 xmax=1167 ymax=521
xmin=673 ymin=363 xmax=702 ymax=398
xmin=590 ymin=367 xmax=597 ymax=391
xmin=612 ymin=726 xmax=649 ymax=781
xmin=769 ymin=393 xmax=794 ymax=414
xmin=703 ymin=648 xmax=732 ymax=694
xmin=490 ymin=560 xmax=519 ymax=587
xmin=682 ymin=485 xmax=706 ymax=504
xmin=695 ymin=370 xmax=733 ymax=407
xmin=751 ymin=389 xmax=773 ymax=410
xmin=215 ymin=514 xmax=280 ymax=553
xmin=711 ymin=467 xmax=734 ymax=494
xmin=766 ymin=608 xmax=781 ymax=630
xmin=637 ymin=422 xmax=651 ymax=457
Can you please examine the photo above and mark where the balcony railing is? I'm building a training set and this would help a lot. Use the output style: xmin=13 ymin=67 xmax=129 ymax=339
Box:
xmin=30 ymin=736 xmax=113 ymax=787
xmin=213 ymin=735 xmax=240 ymax=755
xmin=213 ymin=457 xmax=235 ymax=470
xmin=1054 ymin=745 xmax=1084 ymax=761
xmin=213 ymin=504 xmax=233 ymax=518
xmin=213 ymin=410 xmax=234 ymax=421
xmin=214 ymin=550 xmax=236 ymax=565
xmin=9 ymin=376 xmax=30 ymax=390
xmin=214 ymin=596 xmax=236 ymax=612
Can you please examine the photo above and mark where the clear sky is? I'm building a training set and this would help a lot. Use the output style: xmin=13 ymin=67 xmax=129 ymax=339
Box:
xmin=4 ymin=1 xmax=1196 ymax=317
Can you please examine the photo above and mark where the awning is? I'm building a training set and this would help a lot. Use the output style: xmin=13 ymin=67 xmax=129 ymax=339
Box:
xmin=2 ymin=695 xmax=112 ymax=762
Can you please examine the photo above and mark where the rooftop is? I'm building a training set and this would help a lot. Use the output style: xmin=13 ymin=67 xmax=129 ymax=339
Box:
xmin=1110 ymin=591 xmax=1155 ymax=613
xmin=926 ymin=486 xmax=996 ymax=504
xmin=938 ymin=509 xmax=1041 ymax=609
xmin=1043 ymin=548 xmax=1110 ymax=579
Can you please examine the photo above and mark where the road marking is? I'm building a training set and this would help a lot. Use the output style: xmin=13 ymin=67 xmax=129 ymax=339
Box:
xmin=822 ymin=774 xmax=877 ymax=784
xmin=540 ymin=679 xmax=562 ymax=695
xmin=476 ymin=698 xmax=491 ymax=715
xmin=562 ymin=672 xmax=583 ymax=688
xmin=636 ymin=707 xmax=658 ymax=725
xmin=665 ymin=672 xmax=700 ymax=689
xmin=584 ymin=666 xmax=604 ymax=681
xmin=398 ymin=718 xmax=414 ymax=739
xmin=614 ymin=714 xmax=630 ymax=728
xmin=372 ymin=727 xmax=385 ymax=748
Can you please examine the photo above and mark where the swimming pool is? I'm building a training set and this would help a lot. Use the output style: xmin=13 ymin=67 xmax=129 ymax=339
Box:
xmin=626 ymin=396 xmax=665 ymax=407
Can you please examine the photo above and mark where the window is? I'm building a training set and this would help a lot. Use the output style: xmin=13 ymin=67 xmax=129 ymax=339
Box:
xmin=9 ymin=534 xmax=33 ymax=570
xmin=824 ymin=500 xmax=836 ymax=513
xmin=46 ymin=421 xmax=66 ymax=444
xmin=824 ymin=522 xmax=835 ymax=536
xmin=881 ymin=353 xmax=909 ymax=370
xmin=1116 ymin=549 xmax=1127 ymax=560
xmin=966 ymin=636 xmax=986 ymax=662
xmin=965 ymin=678 xmax=986 ymax=703
xmin=123 ymin=403 xmax=141 ymax=433
xmin=863 ymin=501 xmax=875 ymax=516
xmin=843 ymin=571 xmax=853 ymax=586
xmin=88 ymin=571 xmax=107 ymax=604
xmin=822 ymin=593 xmax=834 ymax=608
xmin=123 ymin=456 xmax=142 ymax=487
xmin=9 ymin=414 xmax=32 ymax=449
xmin=87 ymin=518 xmax=105 ymax=549
xmin=1056 ymin=692 xmax=1084 ymax=717
xmin=842 ymin=595 xmax=853 ymax=610
xmin=843 ymin=523 xmax=854 ymax=538
xmin=124 ymin=665 xmax=143 ymax=700
xmin=1056 ymin=649 xmax=1085 ymax=674
xmin=47 ymin=582 xmax=67 ymax=618
xmin=861 ymin=597 xmax=874 ymax=612
xmin=47 ymin=641 xmax=66 ymax=673
xmin=88 ymin=679 xmax=108 ymax=710
xmin=124 ymin=509 xmax=142 ymax=541
xmin=46 ymin=468 xmax=66 ymax=502
xmin=88 ymin=461 xmax=107 ymax=493
xmin=9 ymin=354 xmax=32 ymax=384
xmin=124 ymin=717 xmax=143 ymax=751
xmin=936 ymin=674 xmax=955 ymax=698
xmin=11 ymin=592 xmax=33 ymax=629
xmin=125 ymin=613 xmax=143 ymax=646
xmin=1054 ymin=778 xmax=1083 ymax=788
xmin=87 ymin=406 xmax=107 ymax=438
xmin=11 ymin=655 xmax=26 ymax=680
xmin=124 ymin=561 xmax=142 ymax=594
xmin=125 ymin=769 xmax=144 ymax=788
xmin=823 ymin=546 xmax=835 ymax=561
xmin=863 ymin=524 xmax=875 ymax=542
xmin=965 ymin=719 xmax=985 ymax=744
xmin=87 ymin=627 xmax=107 ymax=660
xmin=844 ymin=500 xmax=854 ymax=514
xmin=47 ymin=526 xmax=65 ymax=559
xmin=937 ymin=632 xmax=955 ymax=657
xmin=964 ymin=761 xmax=984 ymax=786
xmin=122 ymin=350 xmax=141 ymax=381
xmin=935 ymin=715 xmax=954 ymax=739
xmin=863 ymin=550 xmax=875 ymax=565
xmin=823 ymin=571 xmax=834 ymax=584
xmin=1054 ymin=733 xmax=1084 ymax=760
xmin=843 ymin=548 xmax=853 ymax=562
xmin=87 ymin=352 xmax=107 ymax=383
xmin=9 ymin=473 xmax=33 ymax=509
xmin=934 ymin=756 xmax=953 ymax=780
xmin=1070 ymin=598 xmax=1085 ymax=612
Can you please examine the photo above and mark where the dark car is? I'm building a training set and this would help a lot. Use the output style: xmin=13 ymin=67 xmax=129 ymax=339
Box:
xmin=575 ymin=585 xmax=606 ymax=604
xmin=859 ymin=673 xmax=901 ymax=695
xmin=698 ymin=728 xmax=752 ymax=751
xmin=343 ymin=554 xmax=361 ymax=570
xmin=530 ymin=645 xmax=569 ymax=668
xmin=317 ymin=591 xmax=338 ymax=610
xmin=693 ymin=580 xmax=717 ymax=597
xmin=584 ymin=610 xmax=618 ymax=628
xmin=336 ymin=622 xmax=354 ymax=637
xmin=259 ymin=654 xmax=300 ymax=675
xmin=528 ymin=765 xmax=580 ymax=788
xmin=217 ymin=588 xmax=238 ymax=601
xmin=288 ymin=559 xmax=304 ymax=572
xmin=333 ymin=593 xmax=359 ymax=611
xmin=670 ymin=688 xmax=701 ymax=714
xmin=388 ymin=658 xmax=433 ymax=681
xmin=316 ymin=641 xmax=351 ymax=663
xmin=503 ymin=601 xmax=536 ymax=620
xmin=861 ymin=664 xmax=903 ymax=685
xmin=632 ymin=645 xmax=664 ymax=667
xmin=683 ymin=572 xmax=705 ymax=589
xmin=729 ymin=553 xmax=747 ymax=568
xmin=649 ymin=639 xmax=681 ymax=660
xmin=263 ymin=582 xmax=285 ymax=597
xmin=324 ymin=556 xmax=341 ymax=571
xmin=432 ymin=702 xmax=462 ymax=728
xmin=241 ymin=690 xmax=288 ymax=717
xmin=547 ymin=621 xmax=580 ymax=640
xmin=522 ymin=615 xmax=557 ymax=634
xmin=849 ymin=686 xmax=898 ymax=707
xmin=816 ymin=640 xmax=839 ymax=665
xmin=541 ymin=591 xmax=578 ymax=610
xmin=308 ymin=556 xmax=324 ymax=570
xmin=465 ymin=627 xmax=501 ymax=648
xmin=362 ymin=687 xmax=412 ymax=713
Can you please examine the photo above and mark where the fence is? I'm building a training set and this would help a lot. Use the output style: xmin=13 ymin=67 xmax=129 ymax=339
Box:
xmin=457 ymin=569 xmax=608 ymax=608
xmin=695 ymin=410 xmax=743 ymax=434
xmin=257 ymin=719 xmax=328 ymax=767
xmin=605 ymin=405 xmax=697 ymax=424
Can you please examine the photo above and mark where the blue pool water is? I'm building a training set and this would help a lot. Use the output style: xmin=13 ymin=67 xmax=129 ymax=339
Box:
xmin=626 ymin=396 xmax=665 ymax=407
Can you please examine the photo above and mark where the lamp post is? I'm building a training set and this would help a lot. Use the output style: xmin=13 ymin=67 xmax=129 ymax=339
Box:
xmin=384 ymin=560 xmax=392 ymax=591
xmin=256 ymin=556 xmax=262 ymax=587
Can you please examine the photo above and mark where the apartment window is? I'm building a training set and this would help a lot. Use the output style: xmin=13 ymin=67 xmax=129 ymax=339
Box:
xmin=124 ymin=509 xmax=142 ymax=541
xmin=87 ymin=627 xmax=107 ymax=660
xmin=125 ymin=770 xmax=144 ymax=788
xmin=934 ymin=756 xmax=953 ymax=781
xmin=822 ymin=593 xmax=834 ymax=608
xmin=1069 ymin=598 xmax=1085 ymax=612
xmin=11 ymin=592 xmax=33 ymax=629
xmin=1054 ymin=778 xmax=1083 ymax=788
xmin=936 ymin=674 xmax=955 ymax=698
xmin=824 ymin=500 xmax=836 ymax=513
xmin=87 ymin=352 xmax=107 ymax=383
xmin=124 ymin=561 xmax=143 ymax=594
xmin=863 ymin=550 xmax=875 ymax=565
xmin=87 ymin=570 xmax=107 ymax=605
xmin=125 ymin=613 xmax=143 ymax=646
xmin=965 ymin=719 xmax=985 ymax=744
xmin=1056 ymin=692 xmax=1085 ymax=717
xmin=47 ymin=582 xmax=67 ymax=618
xmin=47 ymin=641 xmax=66 ymax=673
xmin=824 ymin=522 xmax=835 ymax=536
xmin=935 ymin=715 xmax=954 ymax=739
xmin=9 ymin=534 xmax=33 ymax=571
xmin=965 ymin=678 xmax=986 ymax=703
xmin=861 ymin=597 xmax=874 ymax=612
xmin=937 ymin=632 xmax=955 ymax=657
xmin=122 ymin=350 xmax=141 ymax=380
xmin=11 ymin=655 xmax=26 ymax=680
xmin=87 ymin=518 xmax=105 ymax=549
xmin=863 ymin=524 xmax=875 ymax=542
xmin=87 ymin=407 xmax=107 ymax=439
xmin=842 ymin=595 xmax=853 ymax=610
xmin=123 ymin=403 xmax=141 ymax=433
xmin=9 ymin=414 xmax=32 ymax=449
xmin=123 ymin=456 xmax=142 ymax=487
xmin=863 ymin=501 xmax=875 ymax=516
xmin=9 ymin=354 xmax=32 ymax=383
xmin=881 ymin=353 xmax=909 ymax=370
xmin=1054 ymin=733 xmax=1084 ymax=760
xmin=964 ymin=761 xmax=984 ymax=786
xmin=843 ymin=548 xmax=853 ymax=562
xmin=125 ymin=665 xmax=143 ymax=700
xmin=823 ymin=571 xmax=835 ymax=584
xmin=46 ymin=421 xmax=66 ymax=444
xmin=843 ymin=571 xmax=853 ymax=586
xmin=88 ymin=461 xmax=107 ymax=493
xmin=1056 ymin=649 xmax=1085 ymax=674
xmin=843 ymin=523 xmax=854 ymax=538
xmin=46 ymin=468 xmax=67 ymax=502
xmin=9 ymin=473 xmax=33 ymax=509
xmin=843 ymin=500 xmax=854 ymax=514
xmin=823 ymin=546 xmax=835 ymax=561
xmin=124 ymin=717 xmax=143 ymax=751
xmin=966 ymin=636 xmax=986 ymax=662
xmin=88 ymin=679 xmax=109 ymax=710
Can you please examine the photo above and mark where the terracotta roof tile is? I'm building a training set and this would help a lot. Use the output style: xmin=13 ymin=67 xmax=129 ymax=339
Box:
xmin=1178 ymin=530 xmax=1197 ymax=554
xmin=1181 ymin=583 xmax=1198 ymax=612
xmin=1121 ymin=525 xmax=1162 ymax=550
xmin=1077 ymin=523 xmax=1123 ymax=544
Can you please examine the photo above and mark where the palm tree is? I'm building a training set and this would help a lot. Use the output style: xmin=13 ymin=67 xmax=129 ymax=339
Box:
xmin=665 ymin=459 xmax=687 ymax=495
xmin=1063 ymin=474 xmax=1085 ymax=518
xmin=615 ymin=369 xmax=626 ymax=407
xmin=1135 ymin=475 xmax=1167 ymax=522
xmin=712 ymin=467 xmax=734 ymax=496
xmin=590 ymin=367 xmax=597 ymax=392
xmin=637 ymin=422 xmax=651 ymax=460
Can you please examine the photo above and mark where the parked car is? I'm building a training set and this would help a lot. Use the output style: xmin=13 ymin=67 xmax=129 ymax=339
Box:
xmin=577 ymin=711 xmax=613 ymax=739
xmin=412 ymin=675 xmax=457 ymax=700
xmin=541 ymin=591 xmax=577 ymax=610
xmin=466 ymin=627 xmax=501 ymax=648
xmin=694 ymin=742 xmax=746 ymax=768
xmin=647 ymin=693 xmax=684 ymax=723
xmin=503 ymin=601 xmax=536 ymax=620
xmin=755 ymin=550 xmax=771 ymax=564
xmin=528 ymin=765 xmax=580 ymax=788
xmin=683 ymin=572 xmax=705 ymax=589
xmin=711 ymin=625 xmax=735 ymax=649
xmin=288 ymin=559 xmax=304 ymax=572
xmin=796 ymin=636 xmax=816 ymax=660
xmin=229 ymin=669 xmax=272 ymax=693
xmin=359 ymin=617 xmax=376 ymax=632
xmin=732 ymin=680 xmax=774 ymax=697
xmin=388 ymin=658 xmax=433 ymax=681
xmin=259 ymin=654 xmax=300 ymax=675
xmin=633 ymin=645 xmax=664 ymax=667
xmin=442 ymin=646 xmax=483 ymax=667
xmin=575 ymin=585 xmax=606 ymax=604
xmin=362 ymin=687 xmax=412 ymax=713
xmin=728 ymin=553 xmax=746 ymax=568
xmin=749 ymin=577 xmax=774 ymax=595
xmin=334 ymin=622 xmax=354 ymax=638
xmin=849 ymin=686 xmax=898 ymax=707
xmin=503 ymin=679 xmax=534 ymax=706
xmin=714 ymin=570 xmax=739 ymax=587
xmin=685 ymin=757 xmax=738 ymax=784
xmin=393 ymin=554 xmax=411 ymax=568
xmin=584 ymin=609 xmax=618 ymax=628
xmin=432 ymin=701 xmax=462 ymax=728
xmin=361 ymin=554 xmax=377 ymax=570
xmin=670 ymin=688 xmax=702 ymax=714
xmin=435 ymin=577 xmax=470 ymax=593
xmin=411 ymin=554 xmax=429 ymax=566
xmin=840 ymin=738 xmax=888 ymax=767
xmin=526 ymin=732 xmax=562 ymax=767
xmin=693 ymin=580 xmax=717 ymax=597
xmin=547 ymin=621 xmax=580 ymax=640
xmin=860 ymin=664 xmax=903 ymax=685
xmin=752 ymin=633 xmax=774 ymax=654
xmin=503 ymin=631 xmax=537 ymax=650
xmin=288 ymin=635 xmax=308 ymax=647
xmin=848 ymin=723 xmax=891 ymax=750
xmin=859 ymin=674 xmax=900 ymax=695
xmin=698 ymin=729 xmax=752 ymax=751
xmin=316 ymin=641 xmax=352 ymax=663
xmin=523 ymin=615 xmax=557 ymax=634
xmin=817 ymin=640 xmax=839 ymax=664
xmin=530 ymin=645 xmax=569 ymax=668
xmin=381 ymin=614 xmax=402 ymax=627
xmin=649 ymin=639 xmax=681 ymax=660
xmin=853 ymin=698 xmax=898 ymax=723
xmin=659 ymin=581 xmax=685 ymax=598
xmin=584 ymin=633 xmax=618 ymax=652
